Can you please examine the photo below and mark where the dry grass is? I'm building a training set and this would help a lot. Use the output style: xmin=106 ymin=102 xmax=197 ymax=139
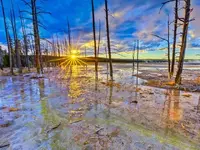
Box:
xmin=146 ymin=80 xmax=161 ymax=86
xmin=164 ymin=81 xmax=176 ymax=86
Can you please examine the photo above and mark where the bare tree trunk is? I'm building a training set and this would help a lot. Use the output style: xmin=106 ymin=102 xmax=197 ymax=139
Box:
xmin=132 ymin=43 xmax=136 ymax=76
xmin=91 ymin=0 xmax=98 ymax=79
xmin=31 ymin=0 xmax=40 ymax=73
xmin=105 ymin=0 xmax=113 ymax=81
xmin=64 ymin=37 xmax=68 ymax=55
xmin=8 ymin=35 xmax=15 ymax=68
xmin=97 ymin=20 xmax=101 ymax=55
xmin=35 ymin=7 xmax=43 ymax=73
xmin=175 ymin=0 xmax=191 ymax=84
xmin=85 ymin=46 xmax=87 ymax=57
xmin=19 ymin=10 xmax=30 ymax=71
xmin=167 ymin=15 xmax=171 ymax=78
xmin=11 ymin=0 xmax=22 ymax=73
xmin=136 ymin=40 xmax=139 ymax=76
xmin=67 ymin=19 xmax=71 ymax=54
xmin=0 ymin=0 xmax=13 ymax=74
xmin=56 ymin=34 xmax=61 ymax=57
xmin=46 ymin=42 xmax=49 ymax=67
xmin=171 ymin=0 xmax=178 ymax=76
xmin=105 ymin=46 xmax=109 ymax=81
xmin=152 ymin=16 xmax=171 ymax=78
xmin=52 ymin=36 xmax=56 ymax=56
xmin=30 ymin=34 xmax=35 ymax=67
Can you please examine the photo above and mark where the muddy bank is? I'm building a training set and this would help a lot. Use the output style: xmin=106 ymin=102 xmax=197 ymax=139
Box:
xmin=137 ymin=68 xmax=200 ymax=92
xmin=0 ymin=64 xmax=200 ymax=149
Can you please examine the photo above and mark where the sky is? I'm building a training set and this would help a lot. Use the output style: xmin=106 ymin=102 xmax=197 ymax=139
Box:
xmin=0 ymin=0 xmax=200 ymax=59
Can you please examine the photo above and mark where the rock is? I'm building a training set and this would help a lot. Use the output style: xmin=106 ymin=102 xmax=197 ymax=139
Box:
xmin=30 ymin=76 xmax=44 ymax=79
xmin=149 ymin=92 xmax=154 ymax=95
xmin=0 ymin=120 xmax=10 ymax=127
xmin=147 ymin=145 xmax=153 ymax=150
xmin=0 ymin=106 xmax=7 ymax=110
xmin=0 ymin=143 xmax=10 ymax=149
xmin=182 ymin=93 xmax=192 ymax=98
xmin=8 ymin=107 xmax=20 ymax=112
xmin=131 ymin=101 xmax=138 ymax=104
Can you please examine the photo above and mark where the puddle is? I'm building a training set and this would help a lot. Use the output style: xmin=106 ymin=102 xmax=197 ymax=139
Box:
xmin=0 ymin=64 xmax=200 ymax=150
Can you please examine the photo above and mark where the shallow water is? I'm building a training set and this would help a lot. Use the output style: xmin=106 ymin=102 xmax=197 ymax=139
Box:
xmin=0 ymin=64 xmax=200 ymax=150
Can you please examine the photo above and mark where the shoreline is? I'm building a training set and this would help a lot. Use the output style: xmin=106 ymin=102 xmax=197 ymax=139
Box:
xmin=1 ymin=64 xmax=200 ymax=93
xmin=137 ymin=69 xmax=200 ymax=93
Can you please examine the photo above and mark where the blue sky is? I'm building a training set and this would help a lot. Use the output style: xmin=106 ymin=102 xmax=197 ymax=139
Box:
xmin=0 ymin=0 xmax=200 ymax=59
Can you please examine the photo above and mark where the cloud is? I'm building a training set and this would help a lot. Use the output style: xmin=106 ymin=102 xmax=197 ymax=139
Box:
xmin=0 ymin=0 xmax=200 ymax=59
xmin=0 ymin=43 xmax=8 ymax=51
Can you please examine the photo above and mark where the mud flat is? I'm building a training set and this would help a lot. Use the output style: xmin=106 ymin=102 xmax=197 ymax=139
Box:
xmin=0 ymin=64 xmax=200 ymax=149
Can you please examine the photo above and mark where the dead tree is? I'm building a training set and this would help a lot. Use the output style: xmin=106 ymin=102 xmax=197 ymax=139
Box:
xmin=175 ymin=0 xmax=192 ymax=84
xmin=105 ymin=46 xmax=109 ymax=81
xmin=21 ymin=0 xmax=49 ymax=73
xmin=136 ymin=40 xmax=139 ymax=76
xmin=91 ymin=0 xmax=98 ymax=78
xmin=171 ymin=0 xmax=179 ymax=76
xmin=160 ymin=0 xmax=179 ymax=77
xmin=105 ymin=0 xmax=113 ymax=81
xmin=85 ymin=46 xmax=87 ymax=57
xmin=10 ymin=0 xmax=22 ymax=73
xmin=31 ymin=0 xmax=41 ymax=73
xmin=9 ymin=34 xmax=15 ymax=67
xmin=64 ymin=37 xmax=68 ymax=55
xmin=56 ymin=34 xmax=61 ymax=57
xmin=19 ymin=9 xmax=30 ymax=71
xmin=52 ymin=36 xmax=56 ymax=56
xmin=0 ymin=0 xmax=13 ymax=74
xmin=167 ymin=15 xmax=171 ymax=76
xmin=67 ymin=19 xmax=71 ymax=54
xmin=152 ymin=15 xmax=171 ymax=78
xmin=132 ymin=42 xmax=136 ymax=76
xmin=97 ymin=20 xmax=101 ymax=56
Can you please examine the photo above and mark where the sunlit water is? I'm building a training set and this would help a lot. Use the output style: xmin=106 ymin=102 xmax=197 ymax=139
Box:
xmin=0 ymin=63 xmax=200 ymax=150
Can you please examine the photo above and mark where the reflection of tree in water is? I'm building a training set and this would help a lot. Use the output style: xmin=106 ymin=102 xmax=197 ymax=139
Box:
xmin=38 ymin=79 xmax=63 ymax=149
xmin=106 ymin=84 xmax=113 ymax=120
xmin=163 ymin=90 xmax=172 ymax=135
xmin=0 ymin=78 xmax=6 ymax=91
xmin=39 ymin=80 xmax=48 ymax=120
xmin=170 ymin=90 xmax=181 ymax=120
xmin=39 ymin=80 xmax=60 ymax=126
xmin=163 ymin=90 xmax=182 ymax=135
xmin=94 ymin=77 xmax=98 ymax=118
xmin=20 ymin=81 xmax=26 ymax=101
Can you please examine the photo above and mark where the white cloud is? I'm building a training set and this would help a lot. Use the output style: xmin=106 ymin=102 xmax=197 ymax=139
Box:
xmin=0 ymin=43 xmax=8 ymax=52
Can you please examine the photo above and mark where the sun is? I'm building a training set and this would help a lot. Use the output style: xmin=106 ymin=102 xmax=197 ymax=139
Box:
xmin=48 ymin=37 xmax=88 ymax=69
xmin=71 ymin=55 xmax=77 ymax=60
